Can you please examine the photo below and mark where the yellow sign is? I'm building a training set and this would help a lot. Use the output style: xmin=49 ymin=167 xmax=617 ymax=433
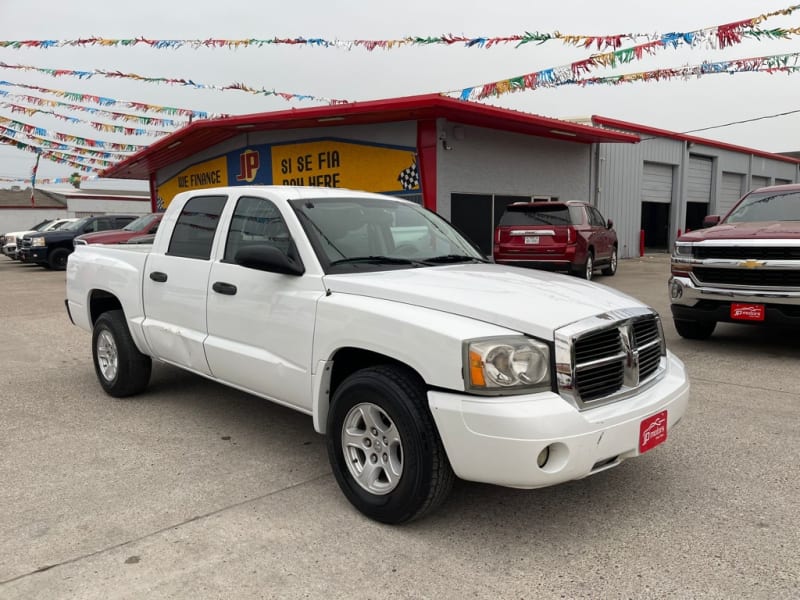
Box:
xmin=157 ymin=156 xmax=228 ymax=209
xmin=271 ymin=140 xmax=417 ymax=193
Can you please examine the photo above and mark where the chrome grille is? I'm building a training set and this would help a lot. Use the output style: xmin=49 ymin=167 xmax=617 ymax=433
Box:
xmin=555 ymin=308 xmax=666 ymax=410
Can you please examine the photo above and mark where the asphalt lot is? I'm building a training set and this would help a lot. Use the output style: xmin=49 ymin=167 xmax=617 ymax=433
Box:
xmin=1 ymin=254 xmax=798 ymax=599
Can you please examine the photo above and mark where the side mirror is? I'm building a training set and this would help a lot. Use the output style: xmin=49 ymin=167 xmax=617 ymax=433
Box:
xmin=234 ymin=244 xmax=304 ymax=276
xmin=606 ymin=219 xmax=614 ymax=229
xmin=702 ymin=215 xmax=721 ymax=228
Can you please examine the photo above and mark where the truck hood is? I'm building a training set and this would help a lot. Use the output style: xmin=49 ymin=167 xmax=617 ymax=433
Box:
xmin=681 ymin=221 xmax=800 ymax=241
xmin=324 ymin=264 xmax=647 ymax=339
xmin=75 ymin=230 xmax=132 ymax=244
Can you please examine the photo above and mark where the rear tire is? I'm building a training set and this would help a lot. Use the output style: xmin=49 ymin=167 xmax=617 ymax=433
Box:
xmin=574 ymin=251 xmax=594 ymax=280
xmin=674 ymin=319 xmax=716 ymax=340
xmin=327 ymin=365 xmax=454 ymax=524
xmin=48 ymin=248 xmax=70 ymax=271
xmin=92 ymin=310 xmax=152 ymax=397
xmin=601 ymin=247 xmax=618 ymax=276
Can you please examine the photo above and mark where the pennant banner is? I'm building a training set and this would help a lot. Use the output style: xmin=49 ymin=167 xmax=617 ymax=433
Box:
xmin=0 ymin=5 xmax=798 ymax=51
xmin=0 ymin=81 xmax=215 ymax=120
xmin=0 ymin=174 xmax=98 ymax=185
xmin=0 ymin=63 xmax=349 ymax=105
xmin=0 ymin=134 xmax=109 ymax=171
xmin=0 ymin=98 xmax=175 ymax=136
xmin=0 ymin=115 xmax=146 ymax=152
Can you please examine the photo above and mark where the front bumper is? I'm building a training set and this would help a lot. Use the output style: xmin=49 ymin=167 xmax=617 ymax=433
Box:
xmin=669 ymin=275 xmax=800 ymax=324
xmin=428 ymin=352 xmax=689 ymax=488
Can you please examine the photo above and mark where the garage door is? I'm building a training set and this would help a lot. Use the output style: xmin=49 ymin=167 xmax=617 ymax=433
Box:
xmin=641 ymin=162 xmax=673 ymax=203
xmin=751 ymin=175 xmax=770 ymax=190
xmin=718 ymin=172 xmax=744 ymax=216
xmin=687 ymin=156 xmax=712 ymax=203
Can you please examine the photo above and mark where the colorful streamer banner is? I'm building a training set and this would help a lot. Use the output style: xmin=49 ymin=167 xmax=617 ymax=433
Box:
xmin=0 ymin=81 xmax=215 ymax=121
xmin=0 ymin=174 xmax=98 ymax=185
xmin=30 ymin=151 xmax=40 ymax=205
xmin=0 ymin=98 xmax=175 ymax=136
xmin=0 ymin=5 xmax=798 ymax=51
xmin=0 ymin=134 xmax=108 ymax=172
xmin=0 ymin=116 xmax=146 ymax=153
xmin=0 ymin=125 xmax=135 ymax=163
xmin=0 ymin=62 xmax=349 ymax=105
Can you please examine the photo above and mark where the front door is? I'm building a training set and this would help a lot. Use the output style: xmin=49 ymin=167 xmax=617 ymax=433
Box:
xmin=203 ymin=195 xmax=325 ymax=410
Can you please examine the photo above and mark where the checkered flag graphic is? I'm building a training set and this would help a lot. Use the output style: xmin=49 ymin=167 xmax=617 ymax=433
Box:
xmin=397 ymin=159 xmax=419 ymax=191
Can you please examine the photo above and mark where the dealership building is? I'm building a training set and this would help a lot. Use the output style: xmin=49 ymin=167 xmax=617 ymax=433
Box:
xmin=102 ymin=93 xmax=800 ymax=258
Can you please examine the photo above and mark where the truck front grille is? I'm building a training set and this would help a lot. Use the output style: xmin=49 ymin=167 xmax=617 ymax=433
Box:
xmin=693 ymin=267 xmax=800 ymax=288
xmin=694 ymin=247 xmax=800 ymax=260
xmin=555 ymin=308 xmax=666 ymax=410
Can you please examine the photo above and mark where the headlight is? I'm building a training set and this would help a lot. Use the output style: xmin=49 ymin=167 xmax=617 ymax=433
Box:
xmin=464 ymin=336 xmax=551 ymax=394
xmin=32 ymin=237 xmax=46 ymax=247
xmin=673 ymin=242 xmax=693 ymax=257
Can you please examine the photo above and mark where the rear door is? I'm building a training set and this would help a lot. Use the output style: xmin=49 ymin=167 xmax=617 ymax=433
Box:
xmin=497 ymin=204 xmax=572 ymax=254
xmin=141 ymin=194 xmax=227 ymax=375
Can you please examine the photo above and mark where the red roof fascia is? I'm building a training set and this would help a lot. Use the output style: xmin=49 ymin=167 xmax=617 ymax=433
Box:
xmin=102 ymin=94 xmax=640 ymax=180
xmin=591 ymin=115 xmax=800 ymax=165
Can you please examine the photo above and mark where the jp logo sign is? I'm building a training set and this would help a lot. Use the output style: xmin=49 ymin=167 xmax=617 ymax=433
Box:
xmin=236 ymin=149 xmax=261 ymax=182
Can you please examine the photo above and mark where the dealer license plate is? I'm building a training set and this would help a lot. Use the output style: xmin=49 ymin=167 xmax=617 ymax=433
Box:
xmin=730 ymin=303 xmax=765 ymax=321
xmin=524 ymin=236 xmax=539 ymax=245
xmin=639 ymin=410 xmax=667 ymax=454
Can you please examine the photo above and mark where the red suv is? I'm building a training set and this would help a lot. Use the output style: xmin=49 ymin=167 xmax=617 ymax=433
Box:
xmin=493 ymin=201 xmax=618 ymax=280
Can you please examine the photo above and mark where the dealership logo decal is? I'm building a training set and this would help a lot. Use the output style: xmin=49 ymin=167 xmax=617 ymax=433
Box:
xmin=236 ymin=149 xmax=261 ymax=182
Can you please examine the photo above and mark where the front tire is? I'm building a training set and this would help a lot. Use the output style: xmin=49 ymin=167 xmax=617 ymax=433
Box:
xmin=601 ymin=247 xmax=618 ymax=276
xmin=48 ymin=248 xmax=70 ymax=271
xmin=674 ymin=319 xmax=716 ymax=340
xmin=327 ymin=365 xmax=454 ymax=524
xmin=92 ymin=310 xmax=152 ymax=397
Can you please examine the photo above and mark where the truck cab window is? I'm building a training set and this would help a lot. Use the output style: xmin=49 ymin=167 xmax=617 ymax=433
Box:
xmin=167 ymin=195 xmax=227 ymax=260
xmin=224 ymin=196 xmax=291 ymax=262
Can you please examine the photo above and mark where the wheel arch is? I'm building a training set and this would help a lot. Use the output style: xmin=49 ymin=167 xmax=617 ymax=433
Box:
xmin=312 ymin=346 xmax=427 ymax=434
xmin=88 ymin=289 xmax=123 ymax=325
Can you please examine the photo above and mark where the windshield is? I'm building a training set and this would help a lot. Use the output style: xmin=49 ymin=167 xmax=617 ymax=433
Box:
xmin=60 ymin=217 xmax=91 ymax=232
xmin=31 ymin=220 xmax=54 ymax=231
xmin=725 ymin=191 xmax=800 ymax=223
xmin=122 ymin=213 xmax=159 ymax=232
xmin=290 ymin=197 xmax=485 ymax=272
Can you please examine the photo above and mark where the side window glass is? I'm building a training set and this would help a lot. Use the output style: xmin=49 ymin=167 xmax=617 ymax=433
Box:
xmin=591 ymin=208 xmax=606 ymax=228
xmin=167 ymin=195 xmax=227 ymax=260
xmin=84 ymin=219 xmax=101 ymax=233
xmin=224 ymin=196 xmax=290 ymax=263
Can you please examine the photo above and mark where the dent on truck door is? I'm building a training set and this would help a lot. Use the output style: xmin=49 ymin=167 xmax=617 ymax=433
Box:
xmin=141 ymin=195 xmax=227 ymax=375
xmin=204 ymin=195 xmax=324 ymax=410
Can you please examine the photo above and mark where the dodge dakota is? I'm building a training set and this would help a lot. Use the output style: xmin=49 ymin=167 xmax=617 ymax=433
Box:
xmin=66 ymin=186 xmax=689 ymax=523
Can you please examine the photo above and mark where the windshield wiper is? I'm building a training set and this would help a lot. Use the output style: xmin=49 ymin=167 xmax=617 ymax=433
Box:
xmin=421 ymin=254 xmax=488 ymax=264
xmin=329 ymin=255 xmax=425 ymax=266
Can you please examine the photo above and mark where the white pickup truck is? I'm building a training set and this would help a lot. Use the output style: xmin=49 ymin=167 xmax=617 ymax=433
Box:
xmin=66 ymin=186 xmax=689 ymax=523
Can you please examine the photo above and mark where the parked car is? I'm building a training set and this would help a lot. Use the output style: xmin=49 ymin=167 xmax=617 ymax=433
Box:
xmin=493 ymin=201 xmax=618 ymax=280
xmin=66 ymin=186 xmax=688 ymax=524
xmin=2 ymin=218 xmax=76 ymax=260
xmin=20 ymin=214 xmax=138 ymax=270
xmin=670 ymin=183 xmax=800 ymax=339
xmin=73 ymin=213 xmax=163 ymax=246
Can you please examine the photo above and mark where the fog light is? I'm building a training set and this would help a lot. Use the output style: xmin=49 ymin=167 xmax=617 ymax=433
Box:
xmin=670 ymin=280 xmax=683 ymax=299
xmin=536 ymin=445 xmax=551 ymax=468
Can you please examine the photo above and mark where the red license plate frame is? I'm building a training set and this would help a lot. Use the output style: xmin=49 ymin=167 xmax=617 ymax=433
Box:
xmin=639 ymin=410 xmax=668 ymax=454
xmin=730 ymin=303 xmax=765 ymax=321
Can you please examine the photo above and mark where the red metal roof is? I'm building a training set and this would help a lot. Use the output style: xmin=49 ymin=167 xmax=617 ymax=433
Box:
xmin=102 ymin=94 xmax=640 ymax=180
xmin=591 ymin=115 xmax=800 ymax=165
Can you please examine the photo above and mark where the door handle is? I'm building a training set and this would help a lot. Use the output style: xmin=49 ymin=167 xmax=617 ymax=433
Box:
xmin=212 ymin=281 xmax=237 ymax=295
xmin=149 ymin=271 xmax=168 ymax=282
